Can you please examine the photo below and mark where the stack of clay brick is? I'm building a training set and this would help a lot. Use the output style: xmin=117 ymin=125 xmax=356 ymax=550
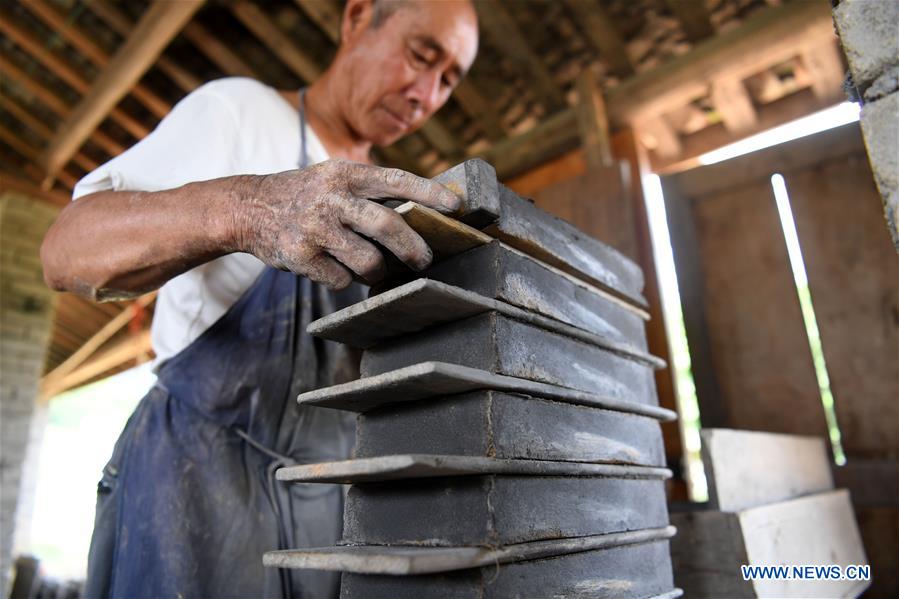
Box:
xmin=264 ymin=160 xmax=682 ymax=598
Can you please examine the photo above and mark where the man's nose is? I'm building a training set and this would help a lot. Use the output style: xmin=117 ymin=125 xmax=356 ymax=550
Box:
xmin=406 ymin=71 xmax=442 ymax=116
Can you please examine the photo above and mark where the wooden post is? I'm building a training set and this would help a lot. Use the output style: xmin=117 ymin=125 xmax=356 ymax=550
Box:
xmin=612 ymin=128 xmax=686 ymax=500
xmin=575 ymin=70 xmax=614 ymax=169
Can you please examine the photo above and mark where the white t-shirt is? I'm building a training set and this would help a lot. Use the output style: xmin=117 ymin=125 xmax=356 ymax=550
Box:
xmin=73 ymin=77 xmax=330 ymax=366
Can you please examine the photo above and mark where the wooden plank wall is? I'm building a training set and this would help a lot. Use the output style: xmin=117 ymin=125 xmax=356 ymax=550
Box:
xmin=786 ymin=150 xmax=899 ymax=458
xmin=662 ymin=123 xmax=899 ymax=598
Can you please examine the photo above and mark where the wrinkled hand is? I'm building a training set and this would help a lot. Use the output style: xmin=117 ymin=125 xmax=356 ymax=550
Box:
xmin=235 ymin=160 xmax=461 ymax=289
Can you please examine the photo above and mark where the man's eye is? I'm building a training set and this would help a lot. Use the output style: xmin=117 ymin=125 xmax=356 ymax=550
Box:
xmin=411 ymin=50 xmax=428 ymax=65
xmin=441 ymin=75 xmax=453 ymax=88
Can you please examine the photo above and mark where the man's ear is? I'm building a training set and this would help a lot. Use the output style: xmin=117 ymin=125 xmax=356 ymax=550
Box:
xmin=341 ymin=0 xmax=375 ymax=47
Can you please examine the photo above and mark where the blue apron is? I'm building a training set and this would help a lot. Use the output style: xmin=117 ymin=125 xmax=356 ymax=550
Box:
xmin=84 ymin=270 xmax=366 ymax=598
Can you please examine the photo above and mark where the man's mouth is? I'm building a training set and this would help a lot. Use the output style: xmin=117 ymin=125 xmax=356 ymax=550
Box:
xmin=380 ymin=106 xmax=412 ymax=130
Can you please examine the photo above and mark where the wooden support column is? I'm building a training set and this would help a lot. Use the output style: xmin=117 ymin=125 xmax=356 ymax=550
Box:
xmin=612 ymin=129 xmax=685 ymax=500
xmin=575 ymin=70 xmax=614 ymax=168
xmin=39 ymin=0 xmax=204 ymax=178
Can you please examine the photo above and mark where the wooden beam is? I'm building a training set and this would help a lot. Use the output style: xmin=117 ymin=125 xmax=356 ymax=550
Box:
xmin=0 ymin=55 xmax=125 ymax=157
xmin=666 ymin=0 xmax=714 ymax=43
xmin=609 ymin=0 xmax=835 ymax=126
xmin=294 ymin=0 xmax=342 ymax=42
xmin=476 ymin=1 xmax=565 ymax=111
xmin=231 ymin=1 xmax=322 ymax=83
xmin=40 ymin=292 xmax=157 ymax=398
xmin=650 ymin=87 xmax=844 ymax=173
xmin=564 ymin=0 xmax=633 ymax=77
xmin=475 ymin=0 xmax=836 ymax=179
xmin=182 ymin=22 xmax=257 ymax=79
xmin=25 ymin=0 xmax=172 ymax=118
xmin=86 ymin=0 xmax=202 ymax=93
xmin=710 ymin=77 xmax=758 ymax=134
xmin=575 ymin=69 xmax=614 ymax=168
xmin=0 ymin=174 xmax=67 ymax=207
xmin=40 ymin=328 xmax=153 ymax=400
xmin=801 ymin=39 xmax=846 ymax=101
xmin=0 ymin=14 xmax=150 ymax=139
xmin=477 ymin=109 xmax=580 ymax=180
xmin=639 ymin=116 xmax=682 ymax=159
xmin=40 ymin=0 xmax=204 ymax=178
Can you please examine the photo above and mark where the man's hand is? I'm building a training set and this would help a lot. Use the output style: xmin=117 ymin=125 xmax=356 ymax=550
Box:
xmin=235 ymin=160 xmax=461 ymax=289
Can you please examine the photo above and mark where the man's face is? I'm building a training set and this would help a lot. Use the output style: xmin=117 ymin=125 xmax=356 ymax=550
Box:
xmin=337 ymin=0 xmax=479 ymax=146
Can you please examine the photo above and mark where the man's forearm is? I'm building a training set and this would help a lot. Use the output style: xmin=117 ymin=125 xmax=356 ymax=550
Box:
xmin=41 ymin=175 xmax=250 ymax=301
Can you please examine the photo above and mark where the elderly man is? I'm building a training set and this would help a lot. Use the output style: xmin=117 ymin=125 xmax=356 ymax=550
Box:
xmin=40 ymin=0 xmax=479 ymax=597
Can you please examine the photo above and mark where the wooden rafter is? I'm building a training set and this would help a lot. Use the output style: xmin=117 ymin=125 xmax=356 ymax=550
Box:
xmin=0 ymin=54 xmax=125 ymax=157
xmin=666 ymin=0 xmax=714 ymax=43
xmin=0 ymin=124 xmax=80 ymax=189
xmin=2 ymin=96 xmax=98 ymax=172
xmin=40 ymin=292 xmax=157 ymax=399
xmin=476 ymin=1 xmax=565 ymax=111
xmin=39 ymin=0 xmax=204 ymax=178
xmin=0 ymin=14 xmax=150 ymax=139
xmin=25 ymin=0 xmax=172 ymax=118
xmin=564 ymin=0 xmax=634 ymax=77
xmin=231 ymin=1 xmax=322 ymax=83
xmin=183 ymin=22 xmax=257 ymax=79
xmin=40 ymin=328 xmax=153 ymax=401
xmin=86 ymin=0 xmax=202 ymax=94
xmin=294 ymin=0 xmax=342 ymax=42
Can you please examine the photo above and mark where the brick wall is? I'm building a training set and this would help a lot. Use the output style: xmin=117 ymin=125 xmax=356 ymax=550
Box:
xmin=0 ymin=191 xmax=58 ymax=592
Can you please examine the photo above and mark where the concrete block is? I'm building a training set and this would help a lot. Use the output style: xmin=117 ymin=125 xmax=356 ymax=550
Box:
xmin=342 ymin=474 xmax=669 ymax=546
xmin=701 ymin=429 xmax=834 ymax=512
xmin=297 ymin=362 xmax=676 ymax=421
xmin=859 ymin=92 xmax=899 ymax=246
xmin=433 ymin=159 xmax=501 ymax=228
xmin=355 ymin=390 xmax=666 ymax=467
xmin=311 ymin=279 xmax=659 ymax=366
xmin=671 ymin=490 xmax=869 ymax=598
xmin=276 ymin=454 xmax=671 ymax=485
xmin=338 ymin=538 xmax=678 ymax=599
xmin=376 ymin=242 xmax=649 ymax=350
xmin=360 ymin=312 xmax=658 ymax=406
xmin=833 ymin=0 xmax=899 ymax=90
